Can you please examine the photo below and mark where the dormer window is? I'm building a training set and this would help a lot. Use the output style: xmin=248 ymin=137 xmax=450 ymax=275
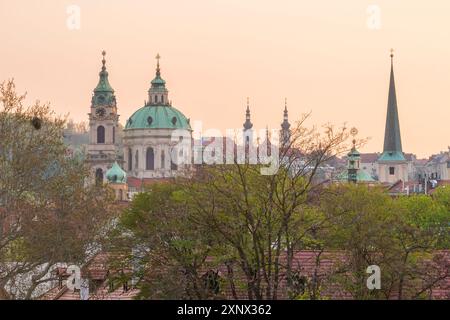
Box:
xmin=171 ymin=117 xmax=177 ymax=125
xmin=147 ymin=116 xmax=153 ymax=125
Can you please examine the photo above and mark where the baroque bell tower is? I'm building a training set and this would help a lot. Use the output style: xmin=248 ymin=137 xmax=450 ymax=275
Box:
xmin=87 ymin=51 xmax=121 ymax=183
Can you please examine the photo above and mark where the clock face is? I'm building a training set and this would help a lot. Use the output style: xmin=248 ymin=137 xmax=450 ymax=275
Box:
xmin=96 ymin=108 xmax=106 ymax=118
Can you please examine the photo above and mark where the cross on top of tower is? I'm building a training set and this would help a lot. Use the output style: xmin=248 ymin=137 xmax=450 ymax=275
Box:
xmin=156 ymin=53 xmax=161 ymax=75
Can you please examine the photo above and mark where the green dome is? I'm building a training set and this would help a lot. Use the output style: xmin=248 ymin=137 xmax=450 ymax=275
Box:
xmin=106 ymin=162 xmax=127 ymax=184
xmin=125 ymin=105 xmax=191 ymax=130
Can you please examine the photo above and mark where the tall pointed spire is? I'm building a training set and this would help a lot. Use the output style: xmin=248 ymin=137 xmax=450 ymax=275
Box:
xmin=281 ymin=98 xmax=291 ymax=146
xmin=243 ymin=97 xmax=253 ymax=130
xmin=92 ymin=50 xmax=116 ymax=107
xmin=94 ymin=50 xmax=114 ymax=93
xmin=281 ymin=98 xmax=290 ymax=130
xmin=380 ymin=49 xmax=405 ymax=161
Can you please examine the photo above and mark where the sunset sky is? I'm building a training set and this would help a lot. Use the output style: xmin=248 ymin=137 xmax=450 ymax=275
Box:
xmin=1 ymin=0 xmax=450 ymax=157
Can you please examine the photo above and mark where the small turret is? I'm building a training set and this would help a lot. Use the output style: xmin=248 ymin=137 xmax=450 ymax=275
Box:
xmin=148 ymin=53 xmax=169 ymax=106
xmin=243 ymin=97 xmax=253 ymax=131
xmin=106 ymin=161 xmax=128 ymax=201
xmin=106 ymin=161 xmax=127 ymax=184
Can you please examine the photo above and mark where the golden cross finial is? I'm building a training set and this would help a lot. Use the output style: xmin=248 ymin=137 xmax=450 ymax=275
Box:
xmin=156 ymin=53 xmax=161 ymax=64
xmin=390 ymin=48 xmax=394 ymax=58
xmin=285 ymin=97 xmax=287 ymax=108
xmin=247 ymin=97 xmax=249 ymax=107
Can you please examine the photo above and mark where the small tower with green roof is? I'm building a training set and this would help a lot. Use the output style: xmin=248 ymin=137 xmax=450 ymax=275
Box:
xmin=335 ymin=128 xmax=376 ymax=183
xmin=106 ymin=161 xmax=128 ymax=201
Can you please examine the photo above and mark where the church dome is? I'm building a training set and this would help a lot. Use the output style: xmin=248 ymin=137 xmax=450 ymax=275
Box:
xmin=124 ymin=105 xmax=191 ymax=130
xmin=125 ymin=54 xmax=191 ymax=131
xmin=106 ymin=162 xmax=127 ymax=184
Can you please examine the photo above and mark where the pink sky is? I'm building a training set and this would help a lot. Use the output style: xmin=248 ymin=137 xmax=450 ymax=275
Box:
xmin=1 ymin=0 xmax=450 ymax=158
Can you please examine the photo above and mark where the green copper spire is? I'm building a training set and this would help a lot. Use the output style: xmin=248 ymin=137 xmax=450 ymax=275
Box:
xmin=94 ymin=51 xmax=114 ymax=93
xmin=92 ymin=51 xmax=116 ymax=107
xmin=379 ymin=50 xmax=405 ymax=161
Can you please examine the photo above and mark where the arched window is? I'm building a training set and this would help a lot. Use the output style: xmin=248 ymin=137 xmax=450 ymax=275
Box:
xmin=95 ymin=168 xmax=103 ymax=185
xmin=161 ymin=150 xmax=165 ymax=169
xmin=146 ymin=147 xmax=155 ymax=170
xmin=154 ymin=95 xmax=158 ymax=103
xmin=135 ymin=150 xmax=139 ymax=169
xmin=97 ymin=126 xmax=105 ymax=144
xmin=128 ymin=148 xmax=132 ymax=171
xmin=161 ymin=95 xmax=164 ymax=104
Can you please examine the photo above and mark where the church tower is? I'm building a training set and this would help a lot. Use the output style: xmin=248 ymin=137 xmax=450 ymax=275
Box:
xmin=377 ymin=50 xmax=408 ymax=184
xmin=242 ymin=98 xmax=254 ymax=162
xmin=243 ymin=97 xmax=253 ymax=143
xmin=280 ymin=98 xmax=291 ymax=147
xmin=87 ymin=51 xmax=120 ymax=184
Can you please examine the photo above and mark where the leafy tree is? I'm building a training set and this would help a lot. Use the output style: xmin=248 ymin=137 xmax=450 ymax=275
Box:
xmin=111 ymin=115 xmax=351 ymax=300
xmin=0 ymin=80 xmax=114 ymax=299
xmin=107 ymin=183 xmax=217 ymax=299
xmin=319 ymin=184 xmax=449 ymax=299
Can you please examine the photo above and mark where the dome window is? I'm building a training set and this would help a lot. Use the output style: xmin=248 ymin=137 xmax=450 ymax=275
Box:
xmin=147 ymin=116 xmax=153 ymax=125
xmin=128 ymin=118 xmax=133 ymax=125
xmin=171 ymin=117 xmax=177 ymax=125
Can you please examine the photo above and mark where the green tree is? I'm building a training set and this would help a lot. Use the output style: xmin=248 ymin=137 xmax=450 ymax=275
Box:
xmin=108 ymin=183 xmax=217 ymax=299
xmin=320 ymin=184 xmax=449 ymax=300
xmin=0 ymin=80 xmax=114 ymax=299
xmin=111 ymin=115 xmax=351 ymax=300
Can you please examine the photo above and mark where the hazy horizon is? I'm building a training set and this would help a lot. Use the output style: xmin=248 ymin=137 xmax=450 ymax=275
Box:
xmin=2 ymin=0 xmax=450 ymax=158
